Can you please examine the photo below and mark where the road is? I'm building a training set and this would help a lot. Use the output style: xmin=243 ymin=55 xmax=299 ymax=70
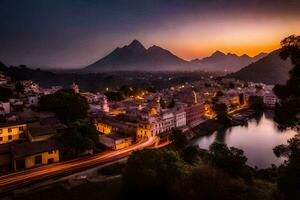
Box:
xmin=0 ymin=137 xmax=157 ymax=194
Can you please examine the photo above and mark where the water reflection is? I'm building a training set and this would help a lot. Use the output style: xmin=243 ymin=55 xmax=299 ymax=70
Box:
xmin=191 ymin=112 xmax=297 ymax=168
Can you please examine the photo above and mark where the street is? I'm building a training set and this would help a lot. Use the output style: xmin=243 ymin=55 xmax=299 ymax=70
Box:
xmin=0 ymin=137 xmax=157 ymax=194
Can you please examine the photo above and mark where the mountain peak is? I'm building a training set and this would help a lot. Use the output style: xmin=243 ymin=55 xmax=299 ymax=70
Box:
xmin=212 ymin=50 xmax=225 ymax=57
xmin=128 ymin=39 xmax=145 ymax=50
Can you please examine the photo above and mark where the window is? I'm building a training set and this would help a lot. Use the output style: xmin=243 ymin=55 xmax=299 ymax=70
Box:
xmin=0 ymin=129 xmax=2 ymax=134
xmin=35 ymin=155 xmax=42 ymax=165
xmin=0 ymin=137 xmax=2 ymax=141
xmin=8 ymin=135 xmax=12 ymax=140
xmin=48 ymin=150 xmax=54 ymax=154
xmin=8 ymin=128 xmax=12 ymax=133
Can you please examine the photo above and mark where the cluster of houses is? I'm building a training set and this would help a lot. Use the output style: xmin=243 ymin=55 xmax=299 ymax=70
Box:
xmin=0 ymin=73 xmax=65 ymax=172
xmin=0 ymin=70 xmax=278 ymax=173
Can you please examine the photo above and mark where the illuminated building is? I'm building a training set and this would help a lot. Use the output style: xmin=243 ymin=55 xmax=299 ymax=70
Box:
xmin=11 ymin=140 xmax=60 ymax=170
xmin=0 ymin=122 xmax=27 ymax=145
xmin=99 ymin=133 xmax=132 ymax=150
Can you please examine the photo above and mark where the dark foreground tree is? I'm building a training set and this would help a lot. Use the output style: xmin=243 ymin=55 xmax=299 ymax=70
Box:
xmin=39 ymin=89 xmax=88 ymax=123
xmin=171 ymin=129 xmax=188 ymax=150
xmin=273 ymin=134 xmax=300 ymax=200
xmin=58 ymin=121 xmax=98 ymax=159
xmin=273 ymin=35 xmax=300 ymax=129
xmin=271 ymin=35 xmax=300 ymax=200
xmin=122 ymin=148 xmax=187 ymax=199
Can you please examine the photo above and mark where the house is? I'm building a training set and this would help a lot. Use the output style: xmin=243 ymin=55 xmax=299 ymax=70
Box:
xmin=27 ymin=123 xmax=66 ymax=142
xmin=28 ymin=95 xmax=40 ymax=107
xmin=95 ymin=117 xmax=136 ymax=136
xmin=0 ymin=122 xmax=27 ymax=144
xmin=0 ymin=102 xmax=10 ymax=116
xmin=99 ymin=133 xmax=132 ymax=150
xmin=136 ymin=116 xmax=160 ymax=139
xmin=11 ymin=140 xmax=60 ymax=170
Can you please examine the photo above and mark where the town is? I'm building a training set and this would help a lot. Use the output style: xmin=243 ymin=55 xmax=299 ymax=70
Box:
xmin=0 ymin=69 xmax=277 ymax=178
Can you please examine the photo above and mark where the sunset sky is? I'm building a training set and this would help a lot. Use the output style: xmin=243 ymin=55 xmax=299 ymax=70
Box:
xmin=1 ymin=0 xmax=300 ymax=68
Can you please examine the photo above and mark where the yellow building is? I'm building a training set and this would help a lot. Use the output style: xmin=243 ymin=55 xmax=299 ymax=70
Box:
xmin=99 ymin=133 xmax=132 ymax=150
xmin=0 ymin=122 xmax=27 ymax=144
xmin=136 ymin=122 xmax=152 ymax=139
xmin=11 ymin=140 xmax=60 ymax=170
xmin=95 ymin=122 xmax=115 ymax=135
xmin=95 ymin=118 xmax=136 ymax=136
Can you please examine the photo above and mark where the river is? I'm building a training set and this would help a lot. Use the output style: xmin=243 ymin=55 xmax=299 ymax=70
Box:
xmin=191 ymin=111 xmax=298 ymax=168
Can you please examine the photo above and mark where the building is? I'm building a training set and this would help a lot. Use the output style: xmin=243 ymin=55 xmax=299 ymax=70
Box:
xmin=99 ymin=133 xmax=132 ymax=150
xmin=27 ymin=123 xmax=66 ymax=142
xmin=184 ymin=103 xmax=205 ymax=128
xmin=136 ymin=116 xmax=160 ymax=139
xmin=174 ymin=109 xmax=186 ymax=128
xmin=160 ymin=111 xmax=175 ymax=133
xmin=0 ymin=122 xmax=27 ymax=144
xmin=263 ymin=91 xmax=277 ymax=108
xmin=28 ymin=95 xmax=40 ymax=107
xmin=95 ymin=117 xmax=136 ymax=136
xmin=0 ymin=102 xmax=10 ymax=116
xmin=11 ymin=140 xmax=60 ymax=170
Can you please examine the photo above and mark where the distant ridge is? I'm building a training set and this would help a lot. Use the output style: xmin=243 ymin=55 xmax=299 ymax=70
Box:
xmin=229 ymin=49 xmax=293 ymax=84
xmin=191 ymin=51 xmax=267 ymax=72
xmin=84 ymin=40 xmax=188 ymax=72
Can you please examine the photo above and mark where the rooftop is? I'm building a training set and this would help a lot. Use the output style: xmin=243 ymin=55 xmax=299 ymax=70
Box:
xmin=11 ymin=140 xmax=60 ymax=159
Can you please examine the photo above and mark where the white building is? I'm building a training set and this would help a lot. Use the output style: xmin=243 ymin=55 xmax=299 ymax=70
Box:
xmin=28 ymin=95 xmax=40 ymax=107
xmin=174 ymin=109 xmax=186 ymax=128
xmin=0 ymin=102 xmax=10 ymax=115
xmin=263 ymin=91 xmax=277 ymax=108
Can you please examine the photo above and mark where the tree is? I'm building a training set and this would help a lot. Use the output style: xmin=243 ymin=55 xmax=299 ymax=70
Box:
xmin=171 ymin=129 xmax=188 ymax=150
xmin=213 ymin=103 xmax=231 ymax=124
xmin=209 ymin=142 xmax=248 ymax=178
xmin=39 ymin=89 xmax=88 ymax=123
xmin=15 ymin=81 xmax=24 ymax=95
xmin=58 ymin=121 xmax=98 ymax=159
xmin=159 ymin=97 xmax=166 ymax=109
xmin=248 ymin=95 xmax=264 ymax=109
xmin=122 ymin=148 xmax=187 ymax=198
xmin=273 ymin=134 xmax=300 ymax=199
xmin=273 ymin=35 xmax=300 ymax=129
xmin=168 ymin=98 xmax=175 ymax=108
xmin=0 ymin=86 xmax=13 ymax=101
xmin=182 ymin=146 xmax=200 ymax=164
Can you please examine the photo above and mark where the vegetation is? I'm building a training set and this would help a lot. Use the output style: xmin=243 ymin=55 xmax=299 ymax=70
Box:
xmin=39 ymin=89 xmax=88 ymax=123
xmin=272 ymin=35 xmax=300 ymax=200
xmin=58 ymin=121 xmax=99 ymax=159
xmin=171 ymin=129 xmax=188 ymax=150
xmin=0 ymin=86 xmax=13 ymax=101
xmin=122 ymin=148 xmax=187 ymax=199
xmin=248 ymin=95 xmax=264 ymax=109
xmin=213 ymin=103 xmax=231 ymax=124
xmin=98 ymin=162 xmax=126 ymax=176
xmin=273 ymin=35 xmax=300 ymax=129
xmin=122 ymin=144 xmax=276 ymax=200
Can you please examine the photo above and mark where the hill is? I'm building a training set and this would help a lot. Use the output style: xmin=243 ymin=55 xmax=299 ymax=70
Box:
xmin=84 ymin=40 xmax=188 ymax=72
xmin=229 ymin=49 xmax=293 ymax=84
xmin=191 ymin=51 xmax=267 ymax=72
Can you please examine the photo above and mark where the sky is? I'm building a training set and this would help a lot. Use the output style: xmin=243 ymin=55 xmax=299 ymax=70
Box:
xmin=0 ymin=0 xmax=300 ymax=69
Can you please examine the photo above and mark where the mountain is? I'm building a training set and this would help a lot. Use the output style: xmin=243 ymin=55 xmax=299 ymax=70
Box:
xmin=229 ymin=49 xmax=293 ymax=84
xmin=84 ymin=40 xmax=188 ymax=72
xmin=191 ymin=51 xmax=267 ymax=72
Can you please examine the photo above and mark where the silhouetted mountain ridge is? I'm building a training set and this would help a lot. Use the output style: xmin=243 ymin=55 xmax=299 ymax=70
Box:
xmin=229 ymin=49 xmax=293 ymax=84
